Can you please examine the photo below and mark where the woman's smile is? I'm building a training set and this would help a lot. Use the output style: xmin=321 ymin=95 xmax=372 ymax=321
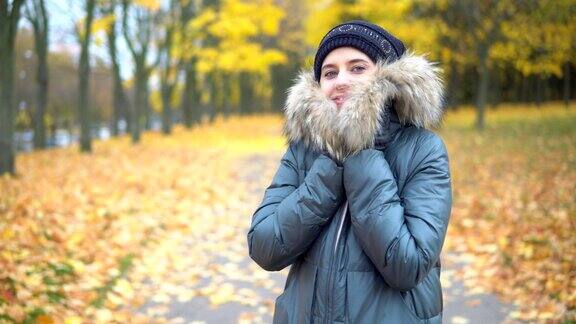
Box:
xmin=331 ymin=93 xmax=348 ymax=108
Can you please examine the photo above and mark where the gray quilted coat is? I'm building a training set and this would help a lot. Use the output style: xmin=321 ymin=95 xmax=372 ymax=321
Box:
xmin=247 ymin=53 xmax=452 ymax=323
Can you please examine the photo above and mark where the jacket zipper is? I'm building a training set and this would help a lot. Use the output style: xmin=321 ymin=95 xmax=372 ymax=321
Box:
xmin=326 ymin=201 xmax=348 ymax=324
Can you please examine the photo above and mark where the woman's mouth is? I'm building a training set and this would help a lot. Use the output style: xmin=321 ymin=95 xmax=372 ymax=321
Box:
xmin=331 ymin=95 xmax=347 ymax=108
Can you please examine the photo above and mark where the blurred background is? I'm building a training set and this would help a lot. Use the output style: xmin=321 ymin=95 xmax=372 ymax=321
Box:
xmin=0 ymin=0 xmax=574 ymax=323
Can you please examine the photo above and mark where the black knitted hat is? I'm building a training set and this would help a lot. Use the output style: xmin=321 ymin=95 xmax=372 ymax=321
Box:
xmin=313 ymin=20 xmax=406 ymax=82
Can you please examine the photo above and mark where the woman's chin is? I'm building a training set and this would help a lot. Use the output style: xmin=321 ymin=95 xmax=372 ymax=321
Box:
xmin=333 ymin=99 xmax=346 ymax=109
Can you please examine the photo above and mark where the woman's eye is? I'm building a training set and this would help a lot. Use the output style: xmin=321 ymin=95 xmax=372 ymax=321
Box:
xmin=324 ymin=71 xmax=337 ymax=79
xmin=351 ymin=65 xmax=366 ymax=73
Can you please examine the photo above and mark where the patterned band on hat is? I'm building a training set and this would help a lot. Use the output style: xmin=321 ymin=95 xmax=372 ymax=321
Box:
xmin=322 ymin=23 xmax=398 ymax=61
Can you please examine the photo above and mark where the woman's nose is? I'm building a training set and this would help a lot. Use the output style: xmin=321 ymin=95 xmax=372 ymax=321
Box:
xmin=334 ymin=71 xmax=351 ymax=87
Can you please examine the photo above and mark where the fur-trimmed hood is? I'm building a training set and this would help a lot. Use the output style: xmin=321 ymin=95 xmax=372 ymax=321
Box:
xmin=283 ymin=52 xmax=444 ymax=161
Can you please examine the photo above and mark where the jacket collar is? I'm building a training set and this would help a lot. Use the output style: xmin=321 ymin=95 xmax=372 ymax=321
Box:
xmin=283 ymin=52 xmax=445 ymax=161
xmin=373 ymin=102 xmax=402 ymax=150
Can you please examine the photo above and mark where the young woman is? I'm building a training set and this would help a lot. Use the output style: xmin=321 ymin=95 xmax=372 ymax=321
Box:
xmin=247 ymin=20 xmax=452 ymax=323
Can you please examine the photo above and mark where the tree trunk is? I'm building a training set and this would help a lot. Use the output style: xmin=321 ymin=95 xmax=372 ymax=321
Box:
xmin=513 ymin=71 xmax=522 ymax=102
xmin=144 ymin=80 xmax=152 ymax=130
xmin=180 ymin=60 xmax=199 ymax=128
xmin=213 ymin=71 xmax=223 ymax=118
xmin=535 ymin=74 xmax=542 ymax=108
xmin=544 ymin=75 xmax=551 ymax=103
xmin=160 ymin=21 xmax=175 ymax=135
xmin=270 ymin=65 xmax=283 ymax=112
xmin=520 ymin=74 xmax=529 ymax=103
xmin=475 ymin=45 xmax=489 ymax=130
xmin=208 ymin=71 xmax=217 ymax=122
xmin=239 ymin=72 xmax=253 ymax=115
xmin=107 ymin=19 xmax=128 ymax=136
xmin=564 ymin=62 xmax=571 ymax=109
xmin=131 ymin=65 xmax=146 ymax=143
xmin=253 ymin=74 xmax=264 ymax=113
xmin=31 ymin=0 xmax=49 ymax=149
xmin=48 ymin=119 xmax=56 ymax=147
xmin=160 ymin=82 xmax=173 ymax=134
xmin=33 ymin=39 xmax=48 ymax=149
xmin=122 ymin=0 xmax=155 ymax=138
xmin=78 ymin=0 xmax=96 ymax=153
xmin=223 ymin=73 xmax=232 ymax=118
xmin=447 ymin=59 xmax=460 ymax=110
xmin=490 ymin=67 xmax=501 ymax=108
xmin=0 ymin=43 xmax=17 ymax=174
xmin=271 ymin=63 xmax=297 ymax=112
xmin=0 ymin=0 xmax=24 ymax=175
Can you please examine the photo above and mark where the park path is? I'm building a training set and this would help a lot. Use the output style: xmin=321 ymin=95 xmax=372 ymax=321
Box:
xmin=135 ymin=153 xmax=517 ymax=324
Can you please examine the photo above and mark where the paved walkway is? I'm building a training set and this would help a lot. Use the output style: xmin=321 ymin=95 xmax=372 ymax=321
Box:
xmin=136 ymin=154 xmax=516 ymax=324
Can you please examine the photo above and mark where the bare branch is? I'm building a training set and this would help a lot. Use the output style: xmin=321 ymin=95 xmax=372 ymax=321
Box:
xmin=121 ymin=0 xmax=137 ymax=58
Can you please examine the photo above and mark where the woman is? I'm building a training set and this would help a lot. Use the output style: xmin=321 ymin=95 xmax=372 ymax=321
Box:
xmin=247 ymin=20 xmax=452 ymax=323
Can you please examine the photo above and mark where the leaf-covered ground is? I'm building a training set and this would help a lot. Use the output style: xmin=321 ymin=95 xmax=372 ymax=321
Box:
xmin=441 ymin=103 xmax=575 ymax=322
xmin=1 ymin=104 xmax=574 ymax=323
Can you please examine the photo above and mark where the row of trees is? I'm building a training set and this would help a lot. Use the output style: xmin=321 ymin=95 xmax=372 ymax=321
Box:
xmin=1 ymin=0 xmax=575 ymax=175
xmin=1 ymin=0 xmax=289 ymax=175
xmin=13 ymin=28 xmax=114 ymax=136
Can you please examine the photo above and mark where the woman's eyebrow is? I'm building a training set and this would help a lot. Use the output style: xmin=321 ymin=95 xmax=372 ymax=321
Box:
xmin=348 ymin=58 xmax=369 ymax=64
xmin=322 ymin=58 xmax=368 ymax=71
xmin=321 ymin=63 xmax=336 ymax=71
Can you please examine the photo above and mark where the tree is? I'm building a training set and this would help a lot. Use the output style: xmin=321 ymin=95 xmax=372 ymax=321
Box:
xmin=76 ymin=0 xmax=97 ymax=152
xmin=196 ymin=0 xmax=219 ymax=122
xmin=0 ymin=0 xmax=25 ymax=175
xmin=270 ymin=0 xmax=307 ymax=111
xmin=14 ymin=28 xmax=36 ymax=130
xmin=99 ymin=0 xmax=130 ymax=136
xmin=491 ymin=0 xmax=575 ymax=108
xmin=177 ymin=0 xmax=201 ymax=128
xmin=122 ymin=0 xmax=160 ymax=143
xmin=193 ymin=0 xmax=286 ymax=117
xmin=413 ymin=0 xmax=517 ymax=130
xmin=158 ymin=0 xmax=179 ymax=134
xmin=564 ymin=62 xmax=572 ymax=109
xmin=24 ymin=0 xmax=49 ymax=149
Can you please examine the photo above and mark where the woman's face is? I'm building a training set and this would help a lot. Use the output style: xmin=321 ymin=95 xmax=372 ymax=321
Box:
xmin=320 ymin=47 xmax=376 ymax=108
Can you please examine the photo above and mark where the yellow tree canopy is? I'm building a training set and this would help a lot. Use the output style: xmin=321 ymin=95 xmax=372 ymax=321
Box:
xmin=304 ymin=0 xmax=442 ymax=63
xmin=492 ymin=0 xmax=575 ymax=77
xmin=190 ymin=0 xmax=287 ymax=74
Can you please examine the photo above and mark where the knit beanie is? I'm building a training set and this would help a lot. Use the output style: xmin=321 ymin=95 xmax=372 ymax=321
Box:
xmin=313 ymin=20 xmax=406 ymax=82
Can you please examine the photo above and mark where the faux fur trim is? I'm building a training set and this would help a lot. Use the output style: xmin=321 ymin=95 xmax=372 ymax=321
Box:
xmin=283 ymin=52 xmax=444 ymax=161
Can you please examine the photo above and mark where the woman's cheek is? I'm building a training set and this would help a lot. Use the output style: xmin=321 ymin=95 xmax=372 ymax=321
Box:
xmin=320 ymin=82 xmax=333 ymax=97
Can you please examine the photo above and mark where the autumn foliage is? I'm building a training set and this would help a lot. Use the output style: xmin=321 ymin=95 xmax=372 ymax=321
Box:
xmin=0 ymin=104 xmax=575 ymax=322
xmin=0 ymin=116 xmax=285 ymax=322
xmin=442 ymin=103 xmax=576 ymax=321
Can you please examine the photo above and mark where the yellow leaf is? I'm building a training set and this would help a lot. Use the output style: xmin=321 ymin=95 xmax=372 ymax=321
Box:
xmin=209 ymin=282 xmax=235 ymax=306
xmin=133 ymin=0 xmax=160 ymax=10
xmin=66 ymin=232 xmax=84 ymax=250
xmin=65 ymin=316 xmax=83 ymax=324
xmin=68 ymin=259 xmax=86 ymax=274
xmin=37 ymin=315 xmax=55 ymax=324
xmin=95 ymin=309 xmax=113 ymax=323
xmin=114 ymin=278 xmax=134 ymax=300
xmin=1 ymin=228 xmax=14 ymax=240
xmin=92 ymin=14 xmax=115 ymax=34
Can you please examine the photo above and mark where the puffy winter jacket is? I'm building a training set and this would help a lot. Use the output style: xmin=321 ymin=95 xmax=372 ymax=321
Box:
xmin=247 ymin=53 xmax=452 ymax=324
